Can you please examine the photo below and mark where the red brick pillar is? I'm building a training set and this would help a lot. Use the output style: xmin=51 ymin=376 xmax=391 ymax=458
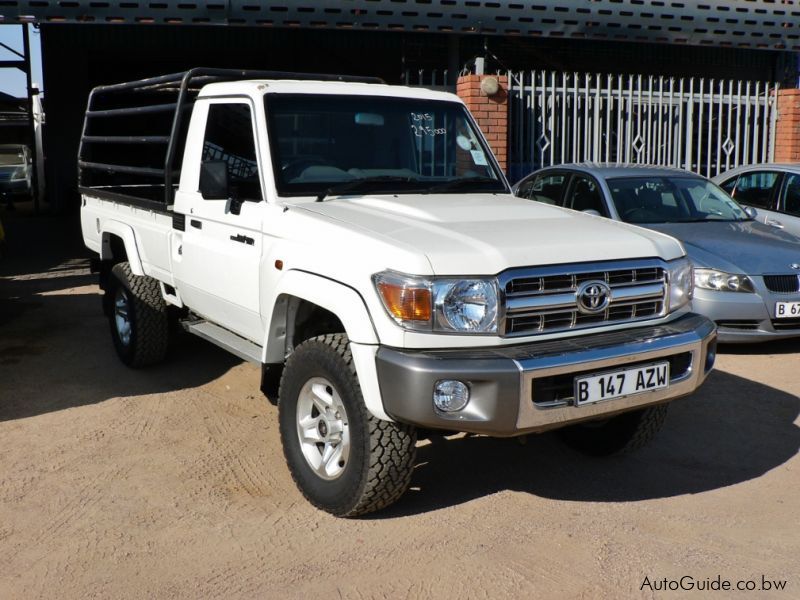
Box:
xmin=456 ymin=74 xmax=509 ymax=172
xmin=775 ymin=89 xmax=800 ymax=163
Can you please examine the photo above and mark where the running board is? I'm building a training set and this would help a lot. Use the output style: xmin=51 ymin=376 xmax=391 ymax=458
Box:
xmin=183 ymin=320 xmax=262 ymax=364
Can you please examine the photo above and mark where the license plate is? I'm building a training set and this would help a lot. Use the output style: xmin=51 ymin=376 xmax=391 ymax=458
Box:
xmin=575 ymin=362 xmax=670 ymax=406
xmin=775 ymin=302 xmax=800 ymax=319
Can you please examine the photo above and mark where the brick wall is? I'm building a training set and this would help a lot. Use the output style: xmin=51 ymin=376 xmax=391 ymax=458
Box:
xmin=775 ymin=89 xmax=800 ymax=163
xmin=456 ymin=74 xmax=509 ymax=172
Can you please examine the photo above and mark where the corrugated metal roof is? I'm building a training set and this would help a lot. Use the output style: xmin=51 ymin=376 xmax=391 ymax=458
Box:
xmin=5 ymin=1 xmax=800 ymax=52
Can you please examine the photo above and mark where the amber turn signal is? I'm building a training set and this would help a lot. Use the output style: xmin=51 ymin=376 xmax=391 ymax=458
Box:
xmin=376 ymin=281 xmax=431 ymax=322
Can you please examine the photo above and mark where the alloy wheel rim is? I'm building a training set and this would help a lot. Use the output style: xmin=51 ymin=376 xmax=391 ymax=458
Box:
xmin=295 ymin=377 xmax=350 ymax=481
xmin=114 ymin=287 xmax=132 ymax=347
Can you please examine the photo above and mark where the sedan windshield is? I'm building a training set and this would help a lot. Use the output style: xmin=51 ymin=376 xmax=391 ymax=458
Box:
xmin=0 ymin=148 xmax=25 ymax=166
xmin=264 ymin=94 xmax=507 ymax=197
xmin=607 ymin=177 xmax=749 ymax=223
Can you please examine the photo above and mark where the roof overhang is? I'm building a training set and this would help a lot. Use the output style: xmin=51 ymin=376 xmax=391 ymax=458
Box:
xmin=5 ymin=1 xmax=799 ymax=52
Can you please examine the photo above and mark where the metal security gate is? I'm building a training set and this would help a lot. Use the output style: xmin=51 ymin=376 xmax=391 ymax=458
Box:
xmin=508 ymin=71 xmax=779 ymax=182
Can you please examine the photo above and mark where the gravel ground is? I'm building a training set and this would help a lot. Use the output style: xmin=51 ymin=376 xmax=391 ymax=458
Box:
xmin=1 ymin=212 xmax=798 ymax=599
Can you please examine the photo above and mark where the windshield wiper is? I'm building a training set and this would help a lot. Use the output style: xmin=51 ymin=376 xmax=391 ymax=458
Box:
xmin=424 ymin=176 xmax=501 ymax=194
xmin=316 ymin=176 xmax=417 ymax=202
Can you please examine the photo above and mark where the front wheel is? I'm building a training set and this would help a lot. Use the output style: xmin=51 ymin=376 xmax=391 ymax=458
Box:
xmin=278 ymin=334 xmax=417 ymax=517
xmin=558 ymin=404 xmax=669 ymax=456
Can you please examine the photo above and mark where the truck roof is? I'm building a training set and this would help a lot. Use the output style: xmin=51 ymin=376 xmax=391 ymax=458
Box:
xmin=198 ymin=79 xmax=461 ymax=103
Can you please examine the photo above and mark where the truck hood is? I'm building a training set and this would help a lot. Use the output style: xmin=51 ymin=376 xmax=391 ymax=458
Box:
xmin=646 ymin=221 xmax=800 ymax=274
xmin=297 ymin=194 xmax=684 ymax=274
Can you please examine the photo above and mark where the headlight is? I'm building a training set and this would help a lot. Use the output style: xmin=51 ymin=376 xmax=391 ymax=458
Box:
xmin=10 ymin=168 xmax=26 ymax=180
xmin=373 ymin=271 xmax=498 ymax=333
xmin=434 ymin=279 xmax=498 ymax=333
xmin=694 ymin=268 xmax=754 ymax=293
xmin=667 ymin=258 xmax=694 ymax=312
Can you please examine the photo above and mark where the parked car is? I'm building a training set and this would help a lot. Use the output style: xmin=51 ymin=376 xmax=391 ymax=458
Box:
xmin=0 ymin=143 xmax=32 ymax=203
xmin=514 ymin=164 xmax=800 ymax=343
xmin=712 ymin=163 xmax=800 ymax=237
xmin=79 ymin=71 xmax=715 ymax=516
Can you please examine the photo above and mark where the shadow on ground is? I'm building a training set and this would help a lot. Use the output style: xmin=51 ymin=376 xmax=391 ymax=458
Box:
xmin=374 ymin=369 xmax=800 ymax=516
xmin=0 ymin=289 xmax=241 ymax=421
xmin=719 ymin=338 xmax=800 ymax=355
xmin=0 ymin=211 xmax=242 ymax=420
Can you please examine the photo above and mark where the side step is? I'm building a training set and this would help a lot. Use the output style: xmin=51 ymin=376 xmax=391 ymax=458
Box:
xmin=183 ymin=320 xmax=262 ymax=364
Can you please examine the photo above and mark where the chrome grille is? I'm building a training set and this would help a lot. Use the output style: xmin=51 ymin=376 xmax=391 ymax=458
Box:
xmin=763 ymin=275 xmax=800 ymax=294
xmin=501 ymin=260 xmax=667 ymax=337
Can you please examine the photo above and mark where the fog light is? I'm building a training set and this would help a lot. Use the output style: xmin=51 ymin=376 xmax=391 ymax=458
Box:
xmin=433 ymin=380 xmax=470 ymax=412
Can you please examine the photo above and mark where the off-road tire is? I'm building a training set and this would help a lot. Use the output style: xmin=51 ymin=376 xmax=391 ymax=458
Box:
xmin=558 ymin=404 xmax=669 ymax=457
xmin=107 ymin=261 xmax=170 ymax=368
xmin=278 ymin=334 xmax=417 ymax=517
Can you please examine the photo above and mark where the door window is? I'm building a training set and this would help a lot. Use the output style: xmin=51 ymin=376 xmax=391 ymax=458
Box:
xmin=202 ymin=103 xmax=262 ymax=201
xmin=781 ymin=173 xmax=800 ymax=216
xmin=528 ymin=173 xmax=566 ymax=205
xmin=566 ymin=176 xmax=607 ymax=215
xmin=730 ymin=171 xmax=780 ymax=209
xmin=719 ymin=177 xmax=737 ymax=194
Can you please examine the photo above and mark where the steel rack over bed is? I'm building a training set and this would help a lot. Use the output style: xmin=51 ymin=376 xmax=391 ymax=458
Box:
xmin=78 ymin=67 xmax=383 ymax=211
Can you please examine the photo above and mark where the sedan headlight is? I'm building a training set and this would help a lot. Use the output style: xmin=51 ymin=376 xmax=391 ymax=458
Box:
xmin=667 ymin=258 xmax=694 ymax=312
xmin=373 ymin=271 xmax=498 ymax=333
xmin=10 ymin=167 xmax=26 ymax=180
xmin=694 ymin=268 xmax=754 ymax=293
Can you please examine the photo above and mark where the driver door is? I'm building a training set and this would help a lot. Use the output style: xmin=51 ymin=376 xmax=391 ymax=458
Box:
xmin=172 ymin=100 xmax=266 ymax=341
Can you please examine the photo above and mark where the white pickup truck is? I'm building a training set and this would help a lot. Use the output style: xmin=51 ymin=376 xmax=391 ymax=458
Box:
xmin=79 ymin=69 xmax=716 ymax=517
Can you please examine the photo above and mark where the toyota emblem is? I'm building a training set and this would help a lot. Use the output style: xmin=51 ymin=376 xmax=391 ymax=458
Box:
xmin=576 ymin=280 xmax=612 ymax=314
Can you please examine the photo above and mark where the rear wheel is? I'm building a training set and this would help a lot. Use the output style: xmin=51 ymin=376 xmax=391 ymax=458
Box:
xmin=107 ymin=261 xmax=170 ymax=368
xmin=278 ymin=334 xmax=417 ymax=517
xmin=558 ymin=404 xmax=668 ymax=456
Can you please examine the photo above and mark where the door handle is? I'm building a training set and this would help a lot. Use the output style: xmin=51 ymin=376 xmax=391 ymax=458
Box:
xmin=767 ymin=219 xmax=784 ymax=229
xmin=230 ymin=233 xmax=255 ymax=246
xmin=190 ymin=219 xmax=202 ymax=229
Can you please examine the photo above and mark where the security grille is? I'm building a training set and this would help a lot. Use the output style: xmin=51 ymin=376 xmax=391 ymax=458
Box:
xmin=401 ymin=69 xmax=454 ymax=92
xmin=508 ymin=71 xmax=779 ymax=181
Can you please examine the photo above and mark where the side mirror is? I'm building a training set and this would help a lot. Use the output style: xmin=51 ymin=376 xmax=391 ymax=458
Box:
xmin=199 ymin=160 xmax=230 ymax=200
xmin=743 ymin=206 xmax=758 ymax=220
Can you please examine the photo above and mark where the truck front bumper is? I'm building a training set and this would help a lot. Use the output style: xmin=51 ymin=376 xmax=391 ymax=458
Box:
xmin=376 ymin=313 xmax=716 ymax=436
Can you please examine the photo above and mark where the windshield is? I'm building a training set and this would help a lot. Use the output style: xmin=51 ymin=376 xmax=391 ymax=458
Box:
xmin=0 ymin=148 xmax=25 ymax=166
xmin=264 ymin=94 xmax=507 ymax=197
xmin=607 ymin=177 xmax=749 ymax=223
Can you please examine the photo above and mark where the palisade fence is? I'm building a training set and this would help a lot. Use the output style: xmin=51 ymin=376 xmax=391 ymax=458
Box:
xmin=507 ymin=71 xmax=779 ymax=182
xmin=401 ymin=69 xmax=454 ymax=92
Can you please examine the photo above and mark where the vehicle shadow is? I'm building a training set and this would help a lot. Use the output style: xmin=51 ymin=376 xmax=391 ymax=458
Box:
xmin=0 ymin=273 xmax=241 ymax=422
xmin=377 ymin=370 xmax=799 ymax=517
xmin=0 ymin=209 xmax=90 ymax=278
xmin=719 ymin=338 xmax=800 ymax=355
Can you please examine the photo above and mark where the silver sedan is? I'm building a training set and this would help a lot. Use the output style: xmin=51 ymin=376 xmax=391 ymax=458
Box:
xmin=513 ymin=164 xmax=800 ymax=343
xmin=712 ymin=163 xmax=800 ymax=237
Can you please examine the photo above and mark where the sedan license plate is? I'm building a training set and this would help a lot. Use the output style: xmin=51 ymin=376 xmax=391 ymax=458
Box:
xmin=575 ymin=362 xmax=670 ymax=406
xmin=775 ymin=301 xmax=800 ymax=319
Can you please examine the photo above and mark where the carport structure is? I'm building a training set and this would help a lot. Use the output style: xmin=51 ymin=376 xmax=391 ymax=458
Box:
xmin=0 ymin=0 xmax=797 ymax=211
